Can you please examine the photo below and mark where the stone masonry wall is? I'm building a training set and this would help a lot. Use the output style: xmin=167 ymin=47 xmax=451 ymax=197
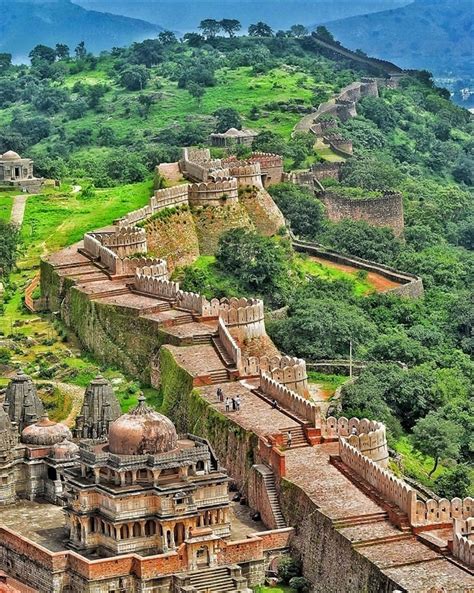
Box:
xmin=320 ymin=191 xmax=405 ymax=237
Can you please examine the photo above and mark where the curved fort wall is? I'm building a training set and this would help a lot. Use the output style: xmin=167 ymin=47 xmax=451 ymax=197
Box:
xmin=241 ymin=355 xmax=308 ymax=397
xmin=101 ymin=227 xmax=147 ymax=258
xmin=320 ymin=191 xmax=404 ymax=237
xmin=188 ymin=179 xmax=239 ymax=205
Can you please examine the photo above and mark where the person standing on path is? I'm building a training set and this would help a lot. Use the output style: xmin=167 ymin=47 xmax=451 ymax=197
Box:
xmin=286 ymin=430 xmax=292 ymax=449
xmin=217 ymin=387 xmax=224 ymax=402
xmin=225 ymin=398 xmax=231 ymax=412
xmin=235 ymin=395 xmax=241 ymax=411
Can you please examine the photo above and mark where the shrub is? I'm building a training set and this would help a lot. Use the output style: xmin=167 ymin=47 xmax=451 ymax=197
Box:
xmin=289 ymin=576 xmax=312 ymax=592
xmin=277 ymin=557 xmax=301 ymax=584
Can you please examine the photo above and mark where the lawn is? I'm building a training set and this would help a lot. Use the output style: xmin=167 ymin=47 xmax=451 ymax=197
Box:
xmin=295 ymin=254 xmax=374 ymax=297
xmin=254 ymin=587 xmax=294 ymax=593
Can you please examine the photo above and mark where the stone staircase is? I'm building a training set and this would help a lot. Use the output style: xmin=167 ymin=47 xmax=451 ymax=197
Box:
xmin=258 ymin=465 xmax=286 ymax=529
xmin=281 ymin=425 xmax=310 ymax=449
xmin=332 ymin=511 xmax=389 ymax=529
xmin=330 ymin=455 xmax=412 ymax=533
xmin=209 ymin=368 xmax=231 ymax=384
xmin=193 ymin=333 xmax=214 ymax=346
xmin=185 ymin=566 xmax=244 ymax=592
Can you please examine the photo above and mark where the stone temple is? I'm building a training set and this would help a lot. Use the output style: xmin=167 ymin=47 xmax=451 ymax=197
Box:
xmin=0 ymin=150 xmax=43 ymax=193
xmin=0 ymin=374 xmax=287 ymax=592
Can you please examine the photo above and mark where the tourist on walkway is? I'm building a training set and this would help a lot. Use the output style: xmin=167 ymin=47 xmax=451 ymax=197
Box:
xmin=217 ymin=387 xmax=224 ymax=402
xmin=235 ymin=395 xmax=241 ymax=411
xmin=351 ymin=426 xmax=358 ymax=436
xmin=225 ymin=398 xmax=231 ymax=412
xmin=286 ymin=430 xmax=292 ymax=448
xmin=271 ymin=398 xmax=278 ymax=409
xmin=231 ymin=397 xmax=236 ymax=411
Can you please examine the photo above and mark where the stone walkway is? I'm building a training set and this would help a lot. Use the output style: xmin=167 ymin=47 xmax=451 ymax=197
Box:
xmin=10 ymin=194 xmax=28 ymax=226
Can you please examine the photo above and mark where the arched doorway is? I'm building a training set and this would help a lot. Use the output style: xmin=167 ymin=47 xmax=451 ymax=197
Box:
xmin=196 ymin=545 xmax=210 ymax=568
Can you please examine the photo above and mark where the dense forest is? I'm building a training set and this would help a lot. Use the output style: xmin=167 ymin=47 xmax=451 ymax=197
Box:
xmin=0 ymin=24 xmax=472 ymax=496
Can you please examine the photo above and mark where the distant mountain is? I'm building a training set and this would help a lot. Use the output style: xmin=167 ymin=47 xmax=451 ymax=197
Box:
xmin=320 ymin=0 xmax=473 ymax=77
xmin=0 ymin=0 xmax=161 ymax=62
xmin=76 ymin=0 xmax=410 ymax=32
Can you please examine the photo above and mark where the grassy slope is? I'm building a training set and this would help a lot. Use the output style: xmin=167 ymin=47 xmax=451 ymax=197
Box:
xmin=0 ymin=192 xmax=14 ymax=221
xmin=20 ymin=180 xmax=153 ymax=267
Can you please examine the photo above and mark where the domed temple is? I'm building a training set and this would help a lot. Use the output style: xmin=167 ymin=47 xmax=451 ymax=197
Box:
xmin=63 ymin=394 xmax=232 ymax=561
xmin=0 ymin=150 xmax=43 ymax=193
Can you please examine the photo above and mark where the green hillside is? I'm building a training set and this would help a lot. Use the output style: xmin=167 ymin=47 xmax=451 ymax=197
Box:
xmin=0 ymin=30 xmax=473 ymax=496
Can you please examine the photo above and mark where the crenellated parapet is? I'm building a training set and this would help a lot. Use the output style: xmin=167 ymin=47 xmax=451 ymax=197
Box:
xmin=133 ymin=259 xmax=168 ymax=280
xmin=134 ymin=274 xmax=179 ymax=301
xmin=218 ymin=297 xmax=265 ymax=340
xmin=152 ymin=185 xmax=190 ymax=210
xmin=414 ymin=496 xmax=473 ymax=527
xmin=339 ymin=438 xmax=417 ymax=521
xmin=453 ymin=518 xmax=474 ymax=567
xmin=325 ymin=416 xmax=388 ymax=467
xmin=227 ymin=163 xmax=263 ymax=189
xmin=259 ymin=372 xmax=319 ymax=427
xmin=241 ymin=355 xmax=308 ymax=397
xmin=102 ymin=227 xmax=147 ymax=258
xmin=188 ymin=179 xmax=239 ymax=206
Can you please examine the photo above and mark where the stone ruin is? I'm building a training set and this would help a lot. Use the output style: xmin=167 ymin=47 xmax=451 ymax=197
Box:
xmin=0 ymin=150 xmax=43 ymax=193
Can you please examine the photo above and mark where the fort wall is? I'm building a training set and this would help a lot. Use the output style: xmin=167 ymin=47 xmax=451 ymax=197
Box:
xmin=218 ymin=318 xmax=242 ymax=369
xmin=188 ymin=179 xmax=239 ymax=206
xmin=241 ymin=355 xmax=308 ymax=397
xmin=259 ymin=372 xmax=318 ymax=426
xmin=320 ymin=191 xmax=405 ymax=237
xmin=453 ymin=518 xmax=474 ymax=567
xmin=101 ymin=227 xmax=147 ymax=258
xmin=323 ymin=134 xmax=353 ymax=157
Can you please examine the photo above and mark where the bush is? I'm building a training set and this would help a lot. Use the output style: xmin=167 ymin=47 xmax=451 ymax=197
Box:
xmin=277 ymin=556 xmax=301 ymax=584
xmin=289 ymin=576 xmax=312 ymax=592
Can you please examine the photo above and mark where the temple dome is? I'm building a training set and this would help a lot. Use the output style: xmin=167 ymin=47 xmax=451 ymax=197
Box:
xmin=21 ymin=415 xmax=72 ymax=446
xmin=108 ymin=394 xmax=178 ymax=456
xmin=1 ymin=150 xmax=21 ymax=161
xmin=52 ymin=438 xmax=79 ymax=460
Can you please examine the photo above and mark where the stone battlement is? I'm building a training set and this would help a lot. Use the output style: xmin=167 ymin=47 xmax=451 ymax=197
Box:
xmin=241 ymin=355 xmax=308 ymax=397
xmin=227 ymin=163 xmax=263 ymax=188
xmin=260 ymin=372 xmax=318 ymax=427
xmin=324 ymin=416 xmax=388 ymax=467
xmin=188 ymin=179 xmax=239 ymax=205
xmin=453 ymin=518 xmax=474 ymax=567
xmin=102 ymin=227 xmax=147 ymax=257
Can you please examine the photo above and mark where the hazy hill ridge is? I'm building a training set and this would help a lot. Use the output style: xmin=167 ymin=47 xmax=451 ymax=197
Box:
xmin=0 ymin=0 xmax=161 ymax=61
xmin=322 ymin=0 xmax=473 ymax=77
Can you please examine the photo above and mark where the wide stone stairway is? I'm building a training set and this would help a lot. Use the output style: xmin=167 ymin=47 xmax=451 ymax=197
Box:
xmin=178 ymin=565 xmax=248 ymax=592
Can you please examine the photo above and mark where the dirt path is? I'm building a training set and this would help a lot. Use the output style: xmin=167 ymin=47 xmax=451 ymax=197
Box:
xmin=10 ymin=194 xmax=28 ymax=226
xmin=309 ymin=255 xmax=401 ymax=292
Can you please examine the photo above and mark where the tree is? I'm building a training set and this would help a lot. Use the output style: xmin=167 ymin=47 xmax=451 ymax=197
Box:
xmin=0 ymin=53 xmax=12 ymax=73
xmin=252 ymin=130 xmax=287 ymax=155
xmin=158 ymin=31 xmax=177 ymax=45
xmin=269 ymin=183 xmax=325 ymax=240
xmin=119 ymin=66 xmax=150 ymax=91
xmin=220 ymin=19 xmax=241 ymax=38
xmin=65 ymin=98 xmax=88 ymax=120
xmin=289 ymin=577 xmax=312 ymax=593
xmin=131 ymin=40 xmax=162 ymax=68
xmin=0 ymin=220 xmax=20 ymax=277
xmin=137 ymin=94 xmax=155 ymax=118
xmin=198 ymin=19 xmax=221 ymax=39
xmin=277 ymin=557 xmax=301 ymax=584
xmin=315 ymin=26 xmax=335 ymax=43
xmin=412 ymin=412 xmax=463 ymax=477
xmin=290 ymin=24 xmax=308 ymax=38
xmin=187 ymin=82 xmax=205 ymax=105
xmin=55 ymin=44 xmax=70 ymax=60
xmin=435 ymin=465 xmax=472 ymax=499
xmin=29 ymin=45 xmax=56 ymax=65
xmin=213 ymin=107 xmax=242 ymax=133
xmin=75 ymin=41 xmax=87 ymax=60
xmin=183 ymin=33 xmax=205 ymax=48
xmin=248 ymin=22 xmax=274 ymax=37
